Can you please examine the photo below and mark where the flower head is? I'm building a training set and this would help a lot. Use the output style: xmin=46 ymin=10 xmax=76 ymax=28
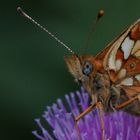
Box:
xmin=33 ymin=88 xmax=140 ymax=140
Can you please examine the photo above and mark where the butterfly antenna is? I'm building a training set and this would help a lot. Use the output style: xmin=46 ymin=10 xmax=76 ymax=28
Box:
xmin=83 ymin=9 xmax=104 ymax=54
xmin=17 ymin=7 xmax=74 ymax=54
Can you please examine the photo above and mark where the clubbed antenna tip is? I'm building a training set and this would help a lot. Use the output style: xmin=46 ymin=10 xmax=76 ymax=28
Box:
xmin=97 ymin=9 xmax=105 ymax=20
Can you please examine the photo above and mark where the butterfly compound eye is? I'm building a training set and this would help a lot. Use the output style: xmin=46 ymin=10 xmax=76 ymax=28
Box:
xmin=83 ymin=61 xmax=93 ymax=76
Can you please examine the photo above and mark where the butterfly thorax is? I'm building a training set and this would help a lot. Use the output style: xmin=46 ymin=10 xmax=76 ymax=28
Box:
xmin=90 ymin=72 xmax=118 ymax=111
xmin=92 ymin=73 xmax=111 ymax=105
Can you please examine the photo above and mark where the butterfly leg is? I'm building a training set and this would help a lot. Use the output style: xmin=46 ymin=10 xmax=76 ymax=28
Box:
xmin=74 ymin=119 xmax=83 ymax=140
xmin=75 ymin=102 xmax=105 ymax=140
xmin=75 ymin=103 xmax=97 ymax=121
xmin=74 ymin=103 xmax=97 ymax=140
xmin=97 ymin=102 xmax=105 ymax=140
xmin=115 ymin=94 xmax=140 ymax=110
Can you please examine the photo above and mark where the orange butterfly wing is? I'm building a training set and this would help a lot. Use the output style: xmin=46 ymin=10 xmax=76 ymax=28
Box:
xmin=95 ymin=19 xmax=140 ymax=97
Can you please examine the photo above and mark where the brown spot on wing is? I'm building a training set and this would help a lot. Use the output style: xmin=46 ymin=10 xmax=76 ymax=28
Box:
xmin=130 ymin=24 xmax=140 ymax=41
xmin=124 ymin=56 xmax=140 ymax=76
xmin=116 ymin=49 xmax=124 ymax=60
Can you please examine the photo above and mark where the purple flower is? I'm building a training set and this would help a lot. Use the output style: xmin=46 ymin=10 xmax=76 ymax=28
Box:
xmin=32 ymin=88 xmax=140 ymax=140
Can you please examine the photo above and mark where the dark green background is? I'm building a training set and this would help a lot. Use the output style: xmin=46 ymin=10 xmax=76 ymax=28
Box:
xmin=1 ymin=0 xmax=140 ymax=140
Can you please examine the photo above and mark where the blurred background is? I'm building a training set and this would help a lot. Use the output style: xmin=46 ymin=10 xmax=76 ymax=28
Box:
xmin=0 ymin=0 xmax=140 ymax=140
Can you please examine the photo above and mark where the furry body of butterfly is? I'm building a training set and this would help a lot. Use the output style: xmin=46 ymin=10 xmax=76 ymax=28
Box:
xmin=65 ymin=19 xmax=140 ymax=116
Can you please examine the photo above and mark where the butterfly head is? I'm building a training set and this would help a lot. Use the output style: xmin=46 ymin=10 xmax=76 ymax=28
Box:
xmin=65 ymin=54 xmax=103 ymax=93
xmin=65 ymin=54 xmax=92 ymax=81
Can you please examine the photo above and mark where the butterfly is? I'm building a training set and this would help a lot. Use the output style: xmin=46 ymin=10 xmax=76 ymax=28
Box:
xmin=17 ymin=7 xmax=140 ymax=139
xmin=17 ymin=6 xmax=140 ymax=117
xmin=17 ymin=5 xmax=140 ymax=118
xmin=65 ymin=18 xmax=140 ymax=116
